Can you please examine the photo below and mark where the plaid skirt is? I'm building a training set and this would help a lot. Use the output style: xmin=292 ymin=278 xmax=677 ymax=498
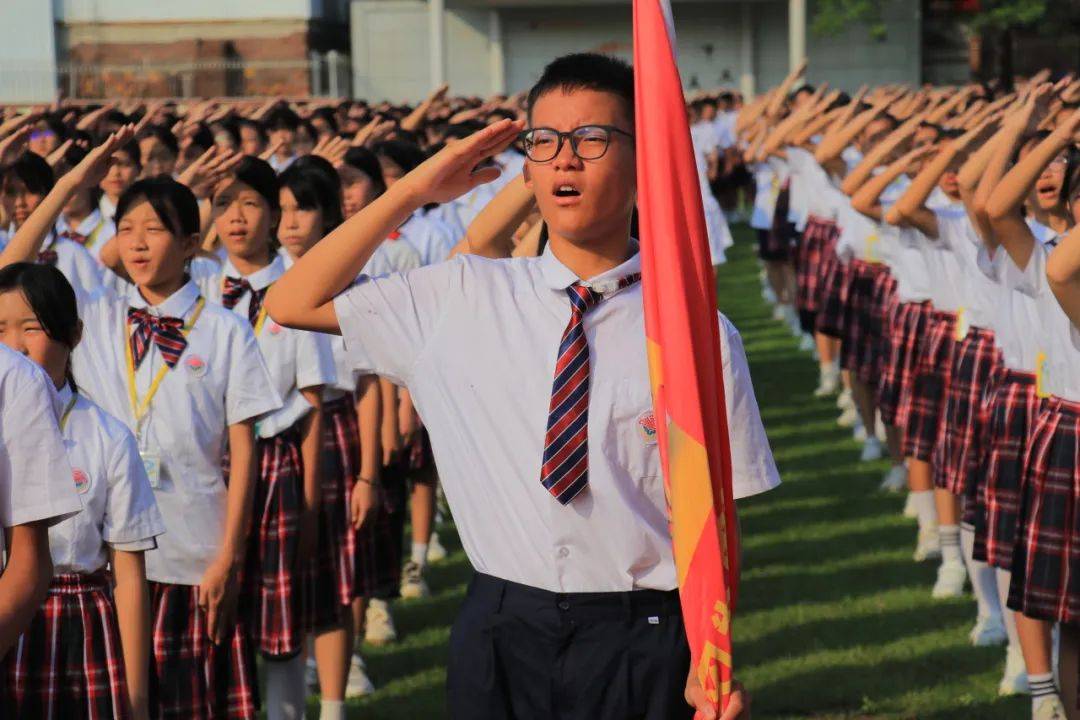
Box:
xmin=795 ymin=215 xmax=838 ymax=314
xmin=933 ymin=327 xmax=999 ymax=495
xmin=759 ymin=187 xmax=794 ymax=262
xmin=814 ymin=249 xmax=850 ymax=339
xmin=840 ymin=260 xmax=889 ymax=385
xmin=148 ymin=582 xmax=258 ymax=720
xmin=903 ymin=311 xmax=957 ymax=462
xmin=979 ymin=370 xmax=1039 ymax=570
xmin=3 ymin=572 xmax=129 ymax=720
xmin=878 ymin=300 xmax=932 ymax=428
xmin=305 ymin=396 xmax=359 ymax=631
xmin=245 ymin=427 xmax=305 ymax=659
xmin=1007 ymin=396 xmax=1080 ymax=624
xmin=354 ymin=457 xmax=408 ymax=600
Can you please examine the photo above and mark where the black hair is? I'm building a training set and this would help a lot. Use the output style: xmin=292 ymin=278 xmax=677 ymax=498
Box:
xmin=1059 ymin=144 xmax=1080 ymax=205
xmin=211 ymin=120 xmax=241 ymax=149
xmin=825 ymin=92 xmax=851 ymax=114
xmin=265 ymin=106 xmax=301 ymax=132
xmin=342 ymin=146 xmax=387 ymax=197
xmin=36 ymin=114 xmax=68 ymax=140
xmin=0 ymin=262 xmax=81 ymax=390
xmin=4 ymin=152 xmax=54 ymax=195
xmin=444 ymin=121 xmax=485 ymax=142
xmin=526 ymin=53 xmax=634 ymax=126
xmin=373 ymin=140 xmax=427 ymax=174
xmin=113 ymin=137 xmax=142 ymax=169
xmin=186 ymin=124 xmax=215 ymax=154
xmin=280 ymin=156 xmax=344 ymax=233
xmin=116 ymin=176 xmax=201 ymax=240
xmin=1013 ymin=130 xmax=1052 ymax=166
xmin=486 ymin=108 xmax=517 ymax=123
xmin=103 ymin=109 xmax=130 ymax=127
xmin=310 ymin=107 xmax=339 ymax=135
xmin=140 ymin=124 xmax=179 ymax=158
xmin=227 ymin=156 xmax=281 ymax=212
xmin=791 ymin=85 xmax=815 ymax=99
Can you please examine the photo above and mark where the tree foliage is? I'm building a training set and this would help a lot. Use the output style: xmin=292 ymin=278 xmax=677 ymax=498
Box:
xmin=810 ymin=0 xmax=1052 ymax=39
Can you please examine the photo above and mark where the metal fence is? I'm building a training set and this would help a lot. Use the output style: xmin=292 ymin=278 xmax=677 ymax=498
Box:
xmin=2 ymin=51 xmax=351 ymax=103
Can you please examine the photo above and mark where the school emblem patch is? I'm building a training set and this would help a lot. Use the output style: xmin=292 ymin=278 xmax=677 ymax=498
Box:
xmin=268 ymin=321 xmax=282 ymax=336
xmin=637 ymin=410 xmax=658 ymax=445
xmin=184 ymin=354 xmax=207 ymax=378
xmin=72 ymin=469 xmax=90 ymax=494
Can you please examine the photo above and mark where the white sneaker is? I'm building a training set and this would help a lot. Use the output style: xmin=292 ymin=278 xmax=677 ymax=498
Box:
xmin=999 ymin=644 xmax=1029 ymax=696
xmin=1033 ymin=695 xmax=1068 ymax=720
xmin=836 ymin=387 xmax=853 ymax=410
xmin=783 ymin=306 xmax=801 ymax=336
xmin=400 ymin=560 xmax=431 ymax=599
xmin=932 ymin=560 xmax=968 ymax=598
xmin=346 ymin=652 xmax=376 ymax=698
xmin=837 ymin=405 xmax=858 ymax=428
xmin=879 ymin=465 xmax=908 ymax=493
xmin=814 ymin=367 xmax=840 ymax=398
xmin=903 ymin=492 xmax=918 ymax=518
xmin=875 ymin=414 xmax=888 ymax=443
xmin=853 ymin=421 xmax=868 ymax=443
xmin=969 ymin=614 xmax=1008 ymax=646
xmin=427 ymin=531 xmax=447 ymax=564
xmin=762 ymin=285 xmax=777 ymax=304
xmin=860 ymin=437 xmax=884 ymax=462
xmin=798 ymin=333 xmax=815 ymax=352
xmin=914 ymin=527 xmax=942 ymax=562
xmin=772 ymin=304 xmax=786 ymax=321
xmin=364 ymin=599 xmax=398 ymax=646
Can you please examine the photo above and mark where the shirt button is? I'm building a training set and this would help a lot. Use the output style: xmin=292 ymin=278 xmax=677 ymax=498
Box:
xmin=557 ymin=546 xmax=570 ymax=559
xmin=558 ymin=600 xmax=571 ymax=611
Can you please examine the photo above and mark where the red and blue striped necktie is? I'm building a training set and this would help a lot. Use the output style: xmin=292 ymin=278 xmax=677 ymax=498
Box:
xmin=127 ymin=308 xmax=187 ymax=369
xmin=541 ymin=273 xmax=641 ymax=505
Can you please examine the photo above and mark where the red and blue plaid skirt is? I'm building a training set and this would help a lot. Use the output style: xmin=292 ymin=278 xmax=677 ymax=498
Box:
xmin=978 ymin=369 xmax=1038 ymax=570
xmin=840 ymin=260 xmax=889 ymax=385
xmin=814 ymin=249 xmax=850 ymax=340
xmin=1007 ymin=396 xmax=1080 ymax=624
xmin=148 ymin=581 xmax=258 ymax=720
xmin=878 ymin=300 xmax=932 ymax=428
xmin=903 ymin=311 xmax=957 ymax=462
xmin=3 ymin=572 xmax=129 ymax=720
xmin=933 ymin=327 xmax=999 ymax=495
xmin=795 ymin=215 xmax=838 ymax=314
xmin=305 ymin=396 xmax=359 ymax=631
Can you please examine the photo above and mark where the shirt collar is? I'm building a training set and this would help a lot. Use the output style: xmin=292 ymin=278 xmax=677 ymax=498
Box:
xmin=99 ymin=195 xmax=117 ymax=221
xmin=223 ymin=253 xmax=284 ymax=291
xmin=57 ymin=381 xmax=73 ymax=407
xmin=128 ymin=278 xmax=201 ymax=319
xmin=539 ymin=239 xmax=642 ymax=294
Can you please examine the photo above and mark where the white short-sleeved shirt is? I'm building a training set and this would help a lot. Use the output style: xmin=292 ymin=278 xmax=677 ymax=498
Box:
xmin=72 ymin=280 xmax=281 ymax=585
xmin=423 ymin=204 xmax=467 ymax=245
xmin=0 ymin=346 xmax=82 ymax=563
xmin=51 ymin=384 xmax=165 ymax=574
xmin=907 ymin=201 xmax=966 ymax=313
xmin=489 ymin=150 xmax=526 ymax=192
xmin=785 ymin=147 xmax=838 ymax=224
xmin=54 ymin=209 xmax=111 ymax=260
xmin=203 ymin=256 xmax=336 ymax=438
xmin=445 ymin=182 xmax=499 ymax=235
xmin=934 ymin=211 xmax=998 ymax=330
xmin=750 ymin=163 xmax=780 ymax=230
xmin=333 ymin=245 xmax=780 ymax=593
xmin=39 ymin=231 xmax=105 ymax=297
xmin=1008 ymin=242 xmax=1080 ymax=398
xmin=398 ymin=213 xmax=456 ymax=267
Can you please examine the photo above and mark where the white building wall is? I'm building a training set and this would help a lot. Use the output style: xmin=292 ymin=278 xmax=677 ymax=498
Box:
xmin=1 ymin=0 xmax=58 ymax=102
xmin=53 ymin=0 xmax=335 ymax=22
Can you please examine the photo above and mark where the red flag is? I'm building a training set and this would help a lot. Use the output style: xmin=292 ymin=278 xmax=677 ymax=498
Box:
xmin=632 ymin=0 xmax=739 ymax=715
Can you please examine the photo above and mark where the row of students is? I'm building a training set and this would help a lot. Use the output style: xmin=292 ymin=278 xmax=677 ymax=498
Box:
xmin=0 ymin=117 xmax=427 ymax=716
xmin=744 ymin=74 xmax=1080 ymax=720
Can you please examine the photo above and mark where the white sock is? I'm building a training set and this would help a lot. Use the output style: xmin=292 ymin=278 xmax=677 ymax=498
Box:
xmin=320 ymin=700 xmax=346 ymax=720
xmin=1029 ymin=671 xmax=1058 ymax=712
xmin=995 ymin=569 xmax=1022 ymax=650
xmin=912 ymin=490 xmax=938 ymax=532
xmin=939 ymin=525 xmax=962 ymax=565
xmin=961 ymin=524 xmax=1002 ymax=621
xmin=411 ymin=542 xmax=429 ymax=569
xmin=265 ymin=654 xmax=307 ymax=720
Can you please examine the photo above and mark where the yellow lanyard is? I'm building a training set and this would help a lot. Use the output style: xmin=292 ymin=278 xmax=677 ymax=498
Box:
xmin=124 ymin=298 xmax=206 ymax=424
xmin=221 ymin=277 xmax=269 ymax=336
xmin=59 ymin=392 xmax=77 ymax=431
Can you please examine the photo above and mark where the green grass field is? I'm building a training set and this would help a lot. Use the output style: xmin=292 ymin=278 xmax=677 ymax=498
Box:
xmin=329 ymin=226 xmax=1027 ymax=719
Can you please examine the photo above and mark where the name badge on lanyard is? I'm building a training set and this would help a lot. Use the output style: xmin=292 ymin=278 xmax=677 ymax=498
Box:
xmin=126 ymin=298 xmax=206 ymax=488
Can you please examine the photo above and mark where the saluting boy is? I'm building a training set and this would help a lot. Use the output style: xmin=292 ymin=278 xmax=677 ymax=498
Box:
xmin=267 ymin=54 xmax=776 ymax=720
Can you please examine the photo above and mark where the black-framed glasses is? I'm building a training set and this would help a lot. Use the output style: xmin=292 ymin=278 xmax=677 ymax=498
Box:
xmin=520 ymin=125 xmax=635 ymax=162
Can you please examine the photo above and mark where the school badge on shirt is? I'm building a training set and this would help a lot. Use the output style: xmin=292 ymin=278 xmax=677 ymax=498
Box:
xmin=184 ymin=354 xmax=207 ymax=378
xmin=72 ymin=468 xmax=91 ymax=494
xmin=637 ymin=410 xmax=658 ymax=445
xmin=268 ymin=321 xmax=283 ymax=336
